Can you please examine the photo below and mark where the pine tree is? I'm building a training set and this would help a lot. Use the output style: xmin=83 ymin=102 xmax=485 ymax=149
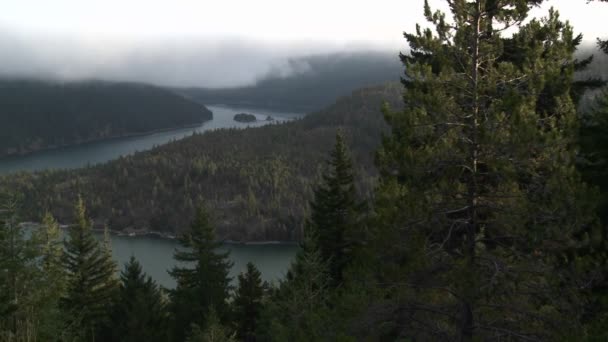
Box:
xmin=260 ymin=231 xmax=332 ymax=341
xmin=109 ymin=256 xmax=168 ymax=342
xmin=169 ymin=204 xmax=233 ymax=341
xmin=30 ymin=212 xmax=67 ymax=340
xmin=0 ymin=195 xmax=26 ymax=337
xmin=578 ymin=88 xmax=608 ymax=338
xmin=309 ymin=131 xmax=361 ymax=285
xmin=233 ymin=262 xmax=264 ymax=342
xmin=0 ymin=193 xmax=43 ymax=339
xmin=372 ymin=1 xmax=596 ymax=340
xmin=187 ymin=308 xmax=237 ymax=342
xmin=61 ymin=196 xmax=118 ymax=339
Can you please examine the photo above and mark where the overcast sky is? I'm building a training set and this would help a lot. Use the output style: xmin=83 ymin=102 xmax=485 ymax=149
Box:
xmin=0 ymin=0 xmax=606 ymax=87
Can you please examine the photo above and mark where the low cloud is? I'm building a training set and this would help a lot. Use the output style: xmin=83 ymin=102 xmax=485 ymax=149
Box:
xmin=0 ymin=30 xmax=393 ymax=88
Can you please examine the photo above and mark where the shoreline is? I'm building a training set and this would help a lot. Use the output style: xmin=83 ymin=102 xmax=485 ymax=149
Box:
xmin=21 ymin=222 xmax=298 ymax=246
xmin=94 ymin=228 xmax=299 ymax=246
xmin=0 ymin=118 xmax=211 ymax=160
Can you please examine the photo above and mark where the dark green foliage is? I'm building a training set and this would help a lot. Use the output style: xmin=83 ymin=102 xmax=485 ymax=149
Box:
xmin=109 ymin=256 xmax=168 ymax=342
xmin=233 ymin=113 xmax=257 ymax=122
xmin=0 ymin=196 xmax=68 ymax=340
xmin=309 ymin=131 xmax=362 ymax=285
xmin=259 ymin=232 xmax=332 ymax=341
xmin=0 ymin=194 xmax=35 ymax=338
xmin=232 ymin=262 xmax=264 ymax=342
xmin=578 ymin=89 xmax=608 ymax=337
xmin=187 ymin=308 xmax=237 ymax=342
xmin=61 ymin=196 xmax=119 ymax=339
xmin=1 ymin=83 xmax=402 ymax=242
xmin=372 ymin=1 xmax=596 ymax=340
xmin=169 ymin=204 xmax=233 ymax=341
xmin=0 ymin=79 xmax=212 ymax=157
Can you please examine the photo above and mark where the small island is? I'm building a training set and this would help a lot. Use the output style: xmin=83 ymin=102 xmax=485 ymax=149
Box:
xmin=233 ymin=113 xmax=257 ymax=122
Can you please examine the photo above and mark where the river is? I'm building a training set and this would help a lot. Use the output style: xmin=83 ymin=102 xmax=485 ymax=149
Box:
xmin=1 ymin=104 xmax=303 ymax=288
xmin=0 ymin=105 xmax=302 ymax=174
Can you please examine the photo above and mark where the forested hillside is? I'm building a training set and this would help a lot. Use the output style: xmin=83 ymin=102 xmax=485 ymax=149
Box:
xmin=177 ymin=51 xmax=401 ymax=112
xmin=0 ymin=79 xmax=212 ymax=157
xmin=3 ymin=1 xmax=608 ymax=340
xmin=0 ymin=83 xmax=403 ymax=241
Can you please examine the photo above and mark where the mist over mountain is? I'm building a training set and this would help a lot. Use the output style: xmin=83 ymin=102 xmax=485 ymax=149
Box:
xmin=177 ymin=51 xmax=402 ymax=111
xmin=0 ymin=30 xmax=397 ymax=88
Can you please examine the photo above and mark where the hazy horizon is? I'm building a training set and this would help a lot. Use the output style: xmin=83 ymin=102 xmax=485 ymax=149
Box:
xmin=0 ymin=0 xmax=606 ymax=88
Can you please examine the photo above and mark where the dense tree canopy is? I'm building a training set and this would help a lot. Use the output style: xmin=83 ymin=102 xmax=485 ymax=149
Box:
xmin=169 ymin=204 xmax=233 ymax=341
xmin=371 ymin=0 xmax=597 ymax=340
xmin=0 ymin=79 xmax=212 ymax=157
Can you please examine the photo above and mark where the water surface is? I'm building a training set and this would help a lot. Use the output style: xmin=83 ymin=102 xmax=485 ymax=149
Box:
xmin=0 ymin=105 xmax=302 ymax=174
xmin=107 ymin=234 xmax=298 ymax=289
xmin=3 ymin=104 xmax=303 ymax=287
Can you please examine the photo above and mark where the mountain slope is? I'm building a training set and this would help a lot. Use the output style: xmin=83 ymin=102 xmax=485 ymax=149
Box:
xmin=1 ymin=82 xmax=403 ymax=241
xmin=177 ymin=52 xmax=402 ymax=112
xmin=0 ymin=79 xmax=212 ymax=157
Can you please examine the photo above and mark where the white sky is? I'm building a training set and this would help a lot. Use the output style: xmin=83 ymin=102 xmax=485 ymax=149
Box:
xmin=0 ymin=0 xmax=606 ymax=44
xmin=0 ymin=0 xmax=606 ymax=87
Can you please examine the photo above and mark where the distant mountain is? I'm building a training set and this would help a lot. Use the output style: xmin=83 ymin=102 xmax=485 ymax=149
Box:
xmin=0 ymin=79 xmax=212 ymax=157
xmin=1 ymin=82 xmax=404 ymax=242
xmin=176 ymin=51 xmax=402 ymax=112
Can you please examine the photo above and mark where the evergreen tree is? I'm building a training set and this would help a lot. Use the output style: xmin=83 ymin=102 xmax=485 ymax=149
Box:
xmin=187 ymin=308 xmax=237 ymax=342
xmin=61 ymin=196 xmax=118 ymax=339
xmin=260 ymin=231 xmax=332 ymax=341
xmin=169 ymin=204 xmax=233 ymax=341
xmin=373 ymin=1 xmax=596 ymax=340
xmin=30 ymin=212 xmax=67 ymax=340
xmin=578 ymin=88 xmax=608 ymax=338
xmin=0 ymin=195 xmax=26 ymax=338
xmin=233 ymin=262 xmax=264 ymax=342
xmin=109 ymin=256 xmax=168 ymax=342
xmin=309 ymin=131 xmax=361 ymax=285
xmin=0 ymin=193 xmax=44 ymax=339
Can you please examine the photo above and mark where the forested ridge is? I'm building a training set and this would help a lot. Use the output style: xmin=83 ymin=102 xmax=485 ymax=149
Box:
xmin=2 ymin=0 xmax=608 ymax=341
xmin=0 ymin=83 xmax=403 ymax=241
xmin=0 ymin=79 xmax=212 ymax=157
xmin=177 ymin=51 xmax=402 ymax=112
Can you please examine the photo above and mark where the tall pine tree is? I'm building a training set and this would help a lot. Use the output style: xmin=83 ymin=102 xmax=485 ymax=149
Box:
xmin=169 ymin=204 xmax=233 ymax=342
xmin=0 ymin=193 xmax=47 ymax=340
xmin=61 ymin=196 xmax=118 ymax=340
xmin=30 ymin=212 xmax=67 ymax=340
xmin=233 ymin=262 xmax=265 ymax=342
xmin=373 ymin=1 xmax=596 ymax=340
xmin=309 ymin=130 xmax=361 ymax=285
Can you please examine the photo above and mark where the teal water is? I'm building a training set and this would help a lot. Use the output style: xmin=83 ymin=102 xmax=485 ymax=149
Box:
xmin=0 ymin=105 xmax=302 ymax=174
xmin=2 ymin=104 xmax=303 ymax=287
xmin=107 ymin=234 xmax=298 ymax=289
